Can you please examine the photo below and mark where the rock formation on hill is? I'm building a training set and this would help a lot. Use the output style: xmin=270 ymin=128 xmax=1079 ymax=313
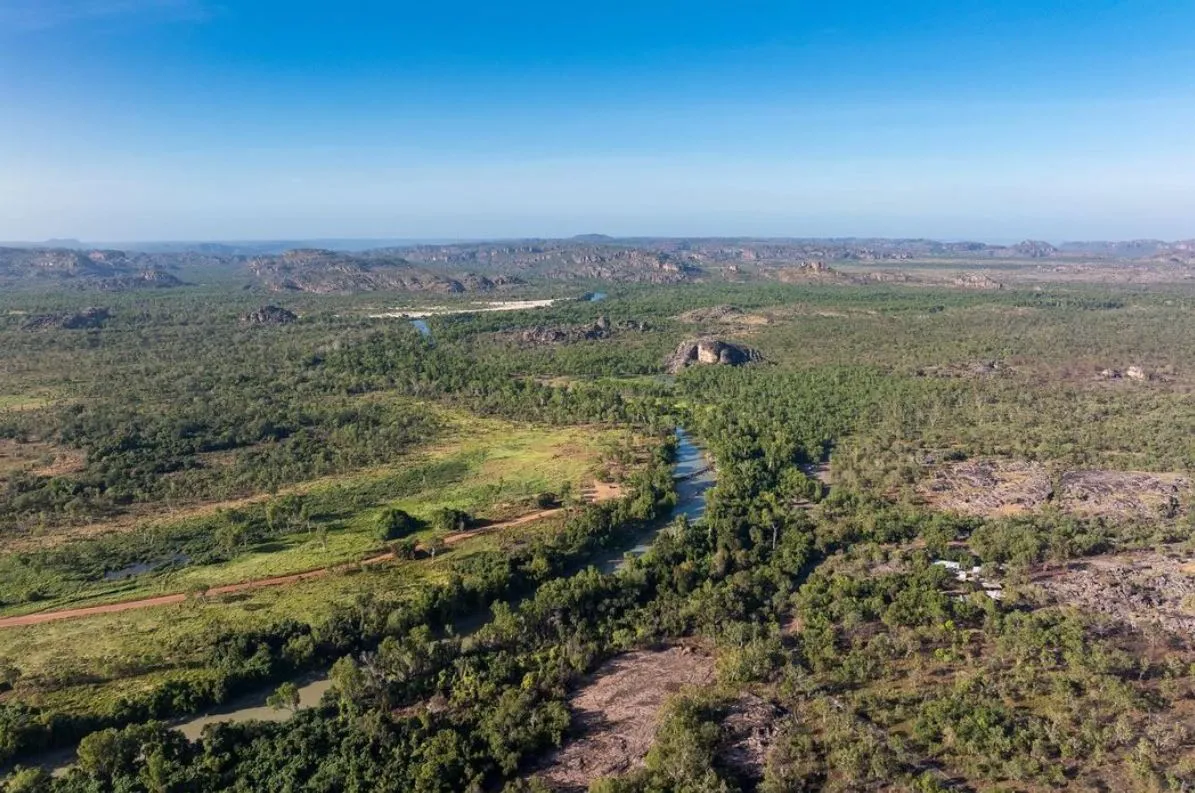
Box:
xmin=242 ymin=305 xmax=298 ymax=326
xmin=666 ymin=339 xmax=764 ymax=373
xmin=22 ymin=307 xmax=110 ymax=331
xmin=514 ymin=316 xmax=649 ymax=345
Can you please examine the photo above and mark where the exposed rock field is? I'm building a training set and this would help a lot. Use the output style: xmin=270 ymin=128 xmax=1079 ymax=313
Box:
xmin=1034 ymin=551 xmax=1195 ymax=635
xmin=919 ymin=458 xmax=1189 ymax=521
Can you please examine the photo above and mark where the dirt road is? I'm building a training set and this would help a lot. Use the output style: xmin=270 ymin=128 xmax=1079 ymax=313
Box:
xmin=0 ymin=486 xmax=623 ymax=629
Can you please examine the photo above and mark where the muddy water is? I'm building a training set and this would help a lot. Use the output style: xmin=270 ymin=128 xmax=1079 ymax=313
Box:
xmin=596 ymin=429 xmax=714 ymax=573
xmin=174 ymin=673 xmax=332 ymax=741
xmin=36 ymin=428 xmax=714 ymax=775
xmin=32 ymin=675 xmax=332 ymax=776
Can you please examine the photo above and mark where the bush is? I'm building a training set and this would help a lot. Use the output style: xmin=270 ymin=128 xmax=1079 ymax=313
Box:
xmin=375 ymin=507 xmax=420 ymax=541
xmin=430 ymin=508 xmax=472 ymax=533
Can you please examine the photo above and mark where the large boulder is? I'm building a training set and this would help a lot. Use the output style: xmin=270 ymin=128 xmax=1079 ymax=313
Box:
xmin=666 ymin=339 xmax=763 ymax=373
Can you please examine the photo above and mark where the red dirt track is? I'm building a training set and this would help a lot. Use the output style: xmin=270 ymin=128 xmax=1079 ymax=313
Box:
xmin=0 ymin=488 xmax=622 ymax=629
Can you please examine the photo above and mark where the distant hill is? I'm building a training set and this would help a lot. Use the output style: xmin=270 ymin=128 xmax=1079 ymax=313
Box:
xmin=0 ymin=247 xmax=188 ymax=291
xmin=246 ymin=249 xmax=524 ymax=294
xmin=3 ymin=236 xmax=1194 ymax=293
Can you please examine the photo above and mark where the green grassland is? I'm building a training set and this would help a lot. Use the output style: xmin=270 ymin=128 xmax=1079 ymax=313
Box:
xmin=0 ymin=404 xmax=642 ymax=717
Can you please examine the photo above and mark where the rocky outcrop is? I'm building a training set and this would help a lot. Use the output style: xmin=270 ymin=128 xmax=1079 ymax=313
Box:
xmin=774 ymin=261 xmax=845 ymax=283
xmin=950 ymin=273 xmax=1003 ymax=290
xmin=515 ymin=316 xmax=648 ymax=345
xmin=97 ymin=268 xmax=185 ymax=291
xmin=22 ymin=307 xmax=110 ymax=331
xmin=242 ymin=305 xmax=298 ymax=326
xmin=666 ymin=339 xmax=764 ymax=373
xmin=1098 ymin=365 xmax=1150 ymax=382
xmin=1012 ymin=240 xmax=1059 ymax=258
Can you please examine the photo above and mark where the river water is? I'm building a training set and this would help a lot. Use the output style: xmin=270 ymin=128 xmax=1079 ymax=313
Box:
xmin=37 ymin=429 xmax=714 ymax=776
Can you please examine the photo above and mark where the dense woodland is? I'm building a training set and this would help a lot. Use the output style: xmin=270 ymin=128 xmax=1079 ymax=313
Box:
xmin=3 ymin=272 xmax=1195 ymax=791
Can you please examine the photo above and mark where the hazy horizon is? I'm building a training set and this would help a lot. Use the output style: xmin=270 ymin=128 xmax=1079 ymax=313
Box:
xmin=4 ymin=233 xmax=1191 ymax=250
xmin=3 ymin=0 xmax=1194 ymax=241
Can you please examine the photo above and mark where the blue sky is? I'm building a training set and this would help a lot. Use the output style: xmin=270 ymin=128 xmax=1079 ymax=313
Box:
xmin=2 ymin=0 xmax=1194 ymax=241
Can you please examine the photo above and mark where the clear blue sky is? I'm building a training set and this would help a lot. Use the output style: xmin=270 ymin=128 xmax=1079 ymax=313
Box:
xmin=2 ymin=0 xmax=1194 ymax=242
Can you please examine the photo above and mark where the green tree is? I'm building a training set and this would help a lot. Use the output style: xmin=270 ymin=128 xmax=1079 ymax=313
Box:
xmin=430 ymin=507 xmax=472 ymax=533
xmin=267 ymin=680 xmax=301 ymax=712
xmin=3 ymin=767 xmax=50 ymax=793
xmin=376 ymin=507 xmax=419 ymax=541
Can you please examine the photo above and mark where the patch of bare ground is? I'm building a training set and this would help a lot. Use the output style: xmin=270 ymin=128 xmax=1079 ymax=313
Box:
xmin=914 ymin=360 xmax=1011 ymax=379
xmin=719 ymin=694 xmax=786 ymax=782
xmin=800 ymin=461 xmax=832 ymax=486
xmin=674 ymin=305 xmax=770 ymax=328
xmin=533 ymin=646 xmax=716 ymax=791
xmin=0 ymin=439 xmax=82 ymax=481
xmin=1059 ymin=470 xmax=1188 ymax=520
xmin=1033 ymin=551 xmax=1195 ymax=635
xmin=919 ymin=457 xmax=1190 ymax=521
xmin=918 ymin=458 xmax=1053 ymax=517
xmin=582 ymin=481 xmax=624 ymax=502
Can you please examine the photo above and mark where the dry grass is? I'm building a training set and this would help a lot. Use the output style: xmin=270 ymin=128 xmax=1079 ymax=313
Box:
xmin=533 ymin=646 xmax=716 ymax=791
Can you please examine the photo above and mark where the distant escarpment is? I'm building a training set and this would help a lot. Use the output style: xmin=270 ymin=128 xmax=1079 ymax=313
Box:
xmin=0 ymin=248 xmax=187 ymax=291
xmin=666 ymin=339 xmax=764 ymax=373
xmin=247 ymin=249 xmax=524 ymax=294
xmin=396 ymin=243 xmax=705 ymax=284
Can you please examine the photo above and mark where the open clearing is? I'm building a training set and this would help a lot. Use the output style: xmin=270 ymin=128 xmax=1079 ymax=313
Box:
xmin=918 ymin=457 xmax=1189 ymax=521
xmin=1058 ymin=469 xmax=1188 ymax=520
xmin=1033 ymin=550 xmax=1195 ymax=635
xmin=533 ymin=646 xmax=715 ymax=791
xmin=0 ymin=414 xmax=644 ymax=717
xmin=0 ymin=482 xmax=624 ymax=630
xmin=0 ymin=393 xmax=54 ymax=412
xmin=370 ymin=299 xmax=557 ymax=318
xmin=0 ymin=417 xmax=631 ymax=616
xmin=918 ymin=458 xmax=1052 ymax=517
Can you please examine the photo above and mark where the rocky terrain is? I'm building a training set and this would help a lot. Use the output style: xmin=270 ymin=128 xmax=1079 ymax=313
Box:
xmin=6 ymin=236 xmax=1195 ymax=293
xmin=241 ymin=305 xmax=298 ymax=326
xmin=918 ymin=458 xmax=1054 ymax=517
xmin=666 ymin=338 xmax=765 ymax=373
xmin=1034 ymin=551 xmax=1195 ymax=635
xmin=919 ymin=457 xmax=1189 ymax=521
xmin=719 ymin=694 xmax=786 ymax=783
xmin=0 ymin=248 xmax=186 ymax=291
xmin=21 ymin=307 xmax=110 ymax=331
xmin=245 ymin=249 xmax=524 ymax=294
xmin=510 ymin=315 xmax=649 ymax=346
xmin=392 ymin=242 xmax=705 ymax=284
